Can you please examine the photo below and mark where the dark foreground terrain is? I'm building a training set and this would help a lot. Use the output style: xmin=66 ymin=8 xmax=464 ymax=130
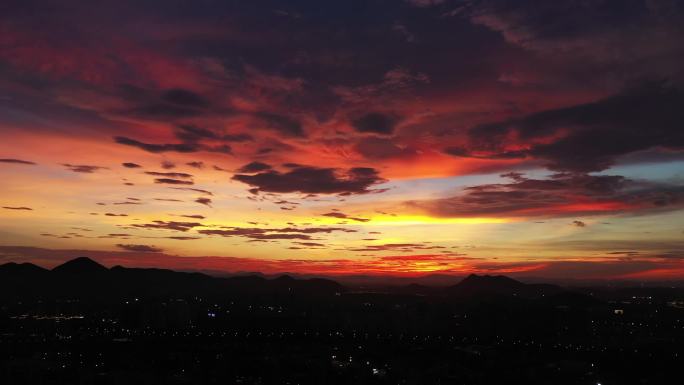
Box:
xmin=2 ymin=258 xmax=683 ymax=384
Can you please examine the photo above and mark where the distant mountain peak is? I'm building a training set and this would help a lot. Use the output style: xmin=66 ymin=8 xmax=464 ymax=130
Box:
xmin=275 ymin=274 xmax=295 ymax=281
xmin=447 ymin=274 xmax=526 ymax=296
xmin=0 ymin=261 xmax=47 ymax=274
xmin=460 ymin=274 xmax=523 ymax=285
xmin=52 ymin=257 xmax=108 ymax=274
xmin=447 ymin=273 xmax=562 ymax=299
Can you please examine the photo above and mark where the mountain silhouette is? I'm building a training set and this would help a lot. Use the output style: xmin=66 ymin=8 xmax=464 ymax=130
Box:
xmin=52 ymin=256 xmax=109 ymax=274
xmin=0 ymin=258 xmax=344 ymax=300
xmin=0 ymin=261 xmax=48 ymax=275
xmin=0 ymin=259 xmax=582 ymax=302
xmin=453 ymin=274 xmax=524 ymax=291
xmin=274 ymin=274 xmax=296 ymax=282
xmin=446 ymin=274 xmax=562 ymax=299
xmin=0 ymin=262 xmax=50 ymax=298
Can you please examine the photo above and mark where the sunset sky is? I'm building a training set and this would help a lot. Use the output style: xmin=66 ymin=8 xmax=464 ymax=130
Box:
xmin=1 ymin=0 xmax=683 ymax=279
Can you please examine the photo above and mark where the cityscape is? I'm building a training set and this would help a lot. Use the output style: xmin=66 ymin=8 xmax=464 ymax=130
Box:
xmin=2 ymin=0 xmax=684 ymax=384
xmin=1 ymin=258 xmax=683 ymax=384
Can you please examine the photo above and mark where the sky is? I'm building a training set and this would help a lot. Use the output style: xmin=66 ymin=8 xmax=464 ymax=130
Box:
xmin=1 ymin=0 xmax=683 ymax=280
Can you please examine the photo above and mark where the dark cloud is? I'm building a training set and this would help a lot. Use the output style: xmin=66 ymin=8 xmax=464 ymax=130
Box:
xmin=174 ymin=125 xmax=253 ymax=143
xmin=62 ymin=164 xmax=108 ymax=173
xmin=122 ymin=162 xmax=142 ymax=168
xmin=175 ymin=214 xmax=206 ymax=219
xmin=322 ymin=211 xmax=370 ymax=222
xmin=145 ymin=171 xmax=193 ymax=178
xmin=40 ymin=233 xmax=68 ymax=238
xmin=378 ymin=254 xmax=471 ymax=262
xmin=237 ymin=161 xmax=272 ymax=173
xmin=114 ymin=136 xmax=199 ymax=153
xmin=170 ymin=187 xmax=213 ymax=195
xmin=194 ymin=197 xmax=212 ymax=207
xmin=572 ymin=220 xmax=587 ymax=227
xmin=161 ymin=161 xmax=176 ymax=170
xmin=132 ymin=221 xmax=203 ymax=232
xmin=205 ymin=144 xmax=233 ymax=154
xmin=186 ymin=161 xmax=204 ymax=169
xmin=273 ymin=200 xmax=299 ymax=205
xmin=161 ymin=88 xmax=209 ymax=108
xmin=355 ymin=136 xmax=415 ymax=159
xmin=115 ymin=133 xmax=231 ymax=156
xmin=467 ymin=0 xmax=684 ymax=76
xmin=406 ymin=172 xmax=684 ymax=218
xmin=199 ymin=229 xmax=313 ymax=240
xmin=293 ymin=242 xmax=326 ymax=247
xmin=270 ymin=227 xmax=356 ymax=234
xmin=174 ymin=125 xmax=218 ymax=142
xmin=100 ymin=233 xmax=132 ymax=239
xmin=452 ymin=83 xmax=684 ymax=172
xmin=104 ymin=213 xmax=128 ymax=217
xmin=233 ymin=165 xmax=386 ymax=195
xmin=0 ymin=158 xmax=36 ymax=165
xmin=406 ymin=0 xmax=445 ymax=7
xmin=116 ymin=244 xmax=164 ymax=253
xmin=351 ymin=112 xmax=399 ymax=135
xmin=346 ymin=243 xmax=446 ymax=253
xmin=2 ymin=206 xmax=32 ymax=210
xmin=222 ymin=133 xmax=254 ymax=142
xmin=128 ymin=103 xmax=204 ymax=119
xmin=198 ymin=225 xmax=355 ymax=241
xmin=444 ymin=146 xmax=526 ymax=160
xmin=154 ymin=178 xmax=194 ymax=185
xmin=255 ymin=112 xmax=305 ymax=137
xmin=119 ymin=88 xmax=211 ymax=120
